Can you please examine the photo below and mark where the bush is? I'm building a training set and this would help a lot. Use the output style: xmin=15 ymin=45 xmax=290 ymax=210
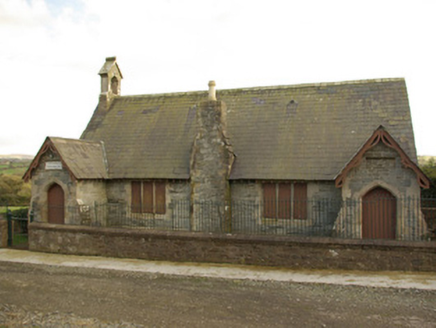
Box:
xmin=420 ymin=158 xmax=436 ymax=198
xmin=9 ymin=208 xmax=29 ymax=218
xmin=0 ymin=174 xmax=31 ymax=205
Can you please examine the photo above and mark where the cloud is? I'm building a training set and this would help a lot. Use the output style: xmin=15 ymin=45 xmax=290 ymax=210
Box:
xmin=0 ymin=0 xmax=435 ymax=155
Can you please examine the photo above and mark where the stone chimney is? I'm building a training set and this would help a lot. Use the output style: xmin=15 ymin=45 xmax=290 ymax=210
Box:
xmin=97 ymin=56 xmax=123 ymax=112
xmin=208 ymin=80 xmax=216 ymax=101
xmin=190 ymin=81 xmax=234 ymax=232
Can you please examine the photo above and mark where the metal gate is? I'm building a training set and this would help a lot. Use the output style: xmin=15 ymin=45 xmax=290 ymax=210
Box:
xmin=7 ymin=206 xmax=31 ymax=249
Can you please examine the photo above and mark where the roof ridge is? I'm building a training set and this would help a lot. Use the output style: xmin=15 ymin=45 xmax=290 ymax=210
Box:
xmin=49 ymin=136 xmax=102 ymax=144
xmin=116 ymin=78 xmax=405 ymax=99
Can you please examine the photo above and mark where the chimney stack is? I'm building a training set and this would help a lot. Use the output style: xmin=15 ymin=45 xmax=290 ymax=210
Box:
xmin=208 ymin=80 xmax=216 ymax=101
xmin=190 ymin=82 xmax=234 ymax=232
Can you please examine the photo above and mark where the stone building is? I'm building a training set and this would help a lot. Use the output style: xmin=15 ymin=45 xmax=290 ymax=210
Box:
xmin=24 ymin=57 xmax=430 ymax=240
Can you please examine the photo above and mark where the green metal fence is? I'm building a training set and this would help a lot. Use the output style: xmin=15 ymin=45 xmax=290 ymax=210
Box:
xmin=35 ymin=197 xmax=436 ymax=242
xmin=1 ymin=205 xmax=31 ymax=249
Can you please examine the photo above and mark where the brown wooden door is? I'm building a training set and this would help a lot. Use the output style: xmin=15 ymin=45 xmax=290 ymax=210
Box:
xmin=48 ymin=184 xmax=64 ymax=224
xmin=362 ymin=187 xmax=396 ymax=239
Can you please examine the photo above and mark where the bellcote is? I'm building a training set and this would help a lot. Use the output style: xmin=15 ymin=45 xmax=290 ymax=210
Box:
xmin=97 ymin=56 xmax=123 ymax=113
xmin=98 ymin=56 xmax=123 ymax=96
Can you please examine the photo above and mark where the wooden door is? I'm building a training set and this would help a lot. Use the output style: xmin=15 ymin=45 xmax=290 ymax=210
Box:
xmin=48 ymin=184 xmax=64 ymax=224
xmin=362 ymin=187 xmax=396 ymax=239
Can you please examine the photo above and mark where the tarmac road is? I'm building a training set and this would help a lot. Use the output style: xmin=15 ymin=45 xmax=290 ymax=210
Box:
xmin=1 ymin=250 xmax=436 ymax=327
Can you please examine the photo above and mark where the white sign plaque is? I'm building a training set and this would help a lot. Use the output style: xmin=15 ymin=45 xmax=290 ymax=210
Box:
xmin=45 ymin=161 xmax=63 ymax=170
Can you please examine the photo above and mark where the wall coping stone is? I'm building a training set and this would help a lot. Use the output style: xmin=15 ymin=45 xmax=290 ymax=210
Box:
xmin=29 ymin=222 xmax=436 ymax=251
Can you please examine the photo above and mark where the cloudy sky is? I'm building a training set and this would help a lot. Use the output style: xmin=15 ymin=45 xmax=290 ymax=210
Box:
xmin=1 ymin=0 xmax=435 ymax=156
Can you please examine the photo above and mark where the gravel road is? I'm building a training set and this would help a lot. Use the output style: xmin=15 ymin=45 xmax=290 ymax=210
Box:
xmin=1 ymin=261 xmax=435 ymax=327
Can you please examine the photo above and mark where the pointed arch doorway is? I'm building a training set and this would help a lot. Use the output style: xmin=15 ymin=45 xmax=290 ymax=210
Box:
xmin=362 ymin=187 xmax=396 ymax=239
xmin=47 ymin=184 xmax=65 ymax=224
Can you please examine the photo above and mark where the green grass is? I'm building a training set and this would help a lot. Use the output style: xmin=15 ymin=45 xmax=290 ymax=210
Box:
xmin=0 ymin=206 xmax=29 ymax=216
xmin=0 ymin=163 xmax=30 ymax=175
xmin=13 ymin=234 xmax=28 ymax=245
xmin=0 ymin=206 xmax=7 ymax=216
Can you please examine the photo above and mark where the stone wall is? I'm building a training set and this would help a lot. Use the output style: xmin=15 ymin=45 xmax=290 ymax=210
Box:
xmin=29 ymin=222 xmax=436 ymax=272
xmin=336 ymin=143 xmax=426 ymax=240
xmin=342 ymin=143 xmax=420 ymax=199
xmin=0 ymin=220 xmax=7 ymax=248
xmin=30 ymin=150 xmax=78 ymax=224
xmin=230 ymin=181 xmax=341 ymax=236
xmin=190 ymin=100 xmax=233 ymax=232
xmin=76 ymin=180 xmax=107 ymax=205
xmin=105 ymin=180 xmax=191 ymax=230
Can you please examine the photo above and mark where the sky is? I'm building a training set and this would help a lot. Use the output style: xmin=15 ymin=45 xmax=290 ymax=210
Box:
xmin=0 ymin=0 xmax=435 ymax=156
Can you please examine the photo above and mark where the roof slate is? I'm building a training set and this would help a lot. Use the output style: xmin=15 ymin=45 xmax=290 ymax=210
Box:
xmin=81 ymin=78 xmax=417 ymax=181
xmin=50 ymin=138 xmax=108 ymax=179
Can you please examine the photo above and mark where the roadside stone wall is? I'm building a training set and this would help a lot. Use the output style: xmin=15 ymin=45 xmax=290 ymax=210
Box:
xmin=230 ymin=182 xmax=341 ymax=236
xmin=29 ymin=222 xmax=436 ymax=272
xmin=0 ymin=220 xmax=7 ymax=248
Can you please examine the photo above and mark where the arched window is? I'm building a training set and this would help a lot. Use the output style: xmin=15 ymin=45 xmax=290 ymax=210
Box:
xmin=111 ymin=76 xmax=119 ymax=95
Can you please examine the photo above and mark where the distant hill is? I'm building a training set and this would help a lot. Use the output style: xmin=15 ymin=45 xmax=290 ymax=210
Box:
xmin=0 ymin=154 xmax=33 ymax=160
xmin=418 ymin=156 xmax=436 ymax=166
xmin=0 ymin=155 xmax=32 ymax=176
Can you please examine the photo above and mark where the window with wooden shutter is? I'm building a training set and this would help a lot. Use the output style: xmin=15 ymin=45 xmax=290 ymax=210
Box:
xmin=263 ymin=182 xmax=307 ymax=219
xmin=131 ymin=181 xmax=142 ymax=213
xmin=263 ymin=183 xmax=276 ymax=218
xmin=131 ymin=181 xmax=166 ymax=214
xmin=278 ymin=184 xmax=291 ymax=219
xmin=142 ymin=182 xmax=154 ymax=213
xmin=293 ymin=182 xmax=307 ymax=219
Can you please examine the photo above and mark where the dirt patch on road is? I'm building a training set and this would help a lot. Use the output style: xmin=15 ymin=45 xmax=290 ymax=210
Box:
xmin=1 ymin=262 xmax=436 ymax=327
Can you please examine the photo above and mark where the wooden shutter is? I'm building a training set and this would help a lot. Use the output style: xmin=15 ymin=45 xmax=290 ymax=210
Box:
xmin=155 ymin=182 xmax=166 ymax=214
xmin=263 ymin=183 xmax=276 ymax=218
xmin=142 ymin=182 xmax=154 ymax=213
xmin=131 ymin=181 xmax=142 ymax=213
xmin=293 ymin=183 xmax=307 ymax=219
xmin=278 ymin=184 xmax=291 ymax=219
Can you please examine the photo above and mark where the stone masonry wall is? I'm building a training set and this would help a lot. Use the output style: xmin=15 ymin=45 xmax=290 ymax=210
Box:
xmin=29 ymin=222 xmax=436 ymax=272
xmin=0 ymin=220 xmax=7 ymax=248
xmin=336 ymin=142 xmax=426 ymax=240
xmin=342 ymin=143 xmax=420 ymax=199
xmin=76 ymin=180 xmax=107 ymax=205
xmin=30 ymin=150 xmax=78 ymax=224
xmin=105 ymin=180 xmax=191 ymax=230
xmin=190 ymin=100 xmax=232 ymax=232
xmin=230 ymin=181 xmax=341 ymax=236
xmin=75 ymin=180 xmax=107 ymax=226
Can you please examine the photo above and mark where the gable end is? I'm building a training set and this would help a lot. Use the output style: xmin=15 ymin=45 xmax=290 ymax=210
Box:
xmin=335 ymin=126 xmax=430 ymax=189
xmin=23 ymin=138 xmax=76 ymax=182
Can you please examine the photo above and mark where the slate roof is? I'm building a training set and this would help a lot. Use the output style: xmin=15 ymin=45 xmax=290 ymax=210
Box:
xmin=49 ymin=138 xmax=108 ymax=179
xmin=24 ymin=137 xmax=108 ymax=181
xmin=81 ymin=78 xmax=417 ymax=181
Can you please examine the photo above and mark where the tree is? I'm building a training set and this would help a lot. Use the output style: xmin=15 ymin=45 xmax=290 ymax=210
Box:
xmin=0 ymin=174 xmax=31 ymax=205
xmin=420 ymin=158 xmax=436 ymax=198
